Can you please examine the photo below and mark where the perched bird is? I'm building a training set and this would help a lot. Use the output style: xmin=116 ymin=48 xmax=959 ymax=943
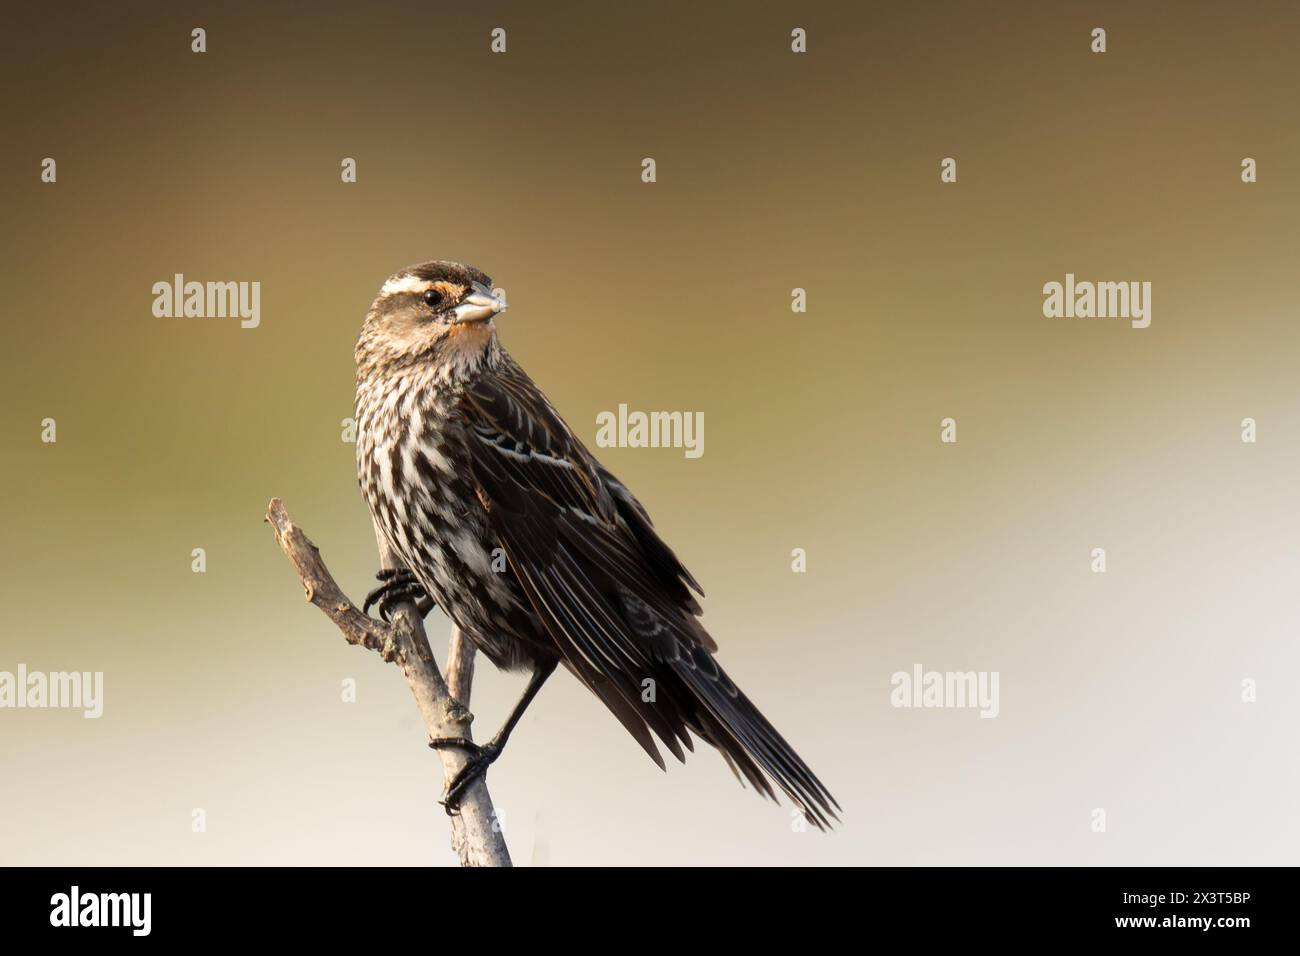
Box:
xmin=355 ymin=260 xmax=839 ymax=829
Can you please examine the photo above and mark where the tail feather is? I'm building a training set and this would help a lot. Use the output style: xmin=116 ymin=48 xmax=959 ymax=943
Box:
xmin=567 ymin=645 xmax=840 ymax=829
xmin=671 ymin=652 xmax=840 ymax=830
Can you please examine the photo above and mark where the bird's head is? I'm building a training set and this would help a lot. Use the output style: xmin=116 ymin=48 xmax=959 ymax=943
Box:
xmin=355 ymin=260 xmax=507 ymax=380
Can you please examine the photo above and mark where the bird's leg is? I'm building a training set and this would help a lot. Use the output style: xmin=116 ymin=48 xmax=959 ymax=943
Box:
xmin=363 ymin=568 xmax=435 ymax=621
xmin=430 ymin=658 xmax=558 ymax=814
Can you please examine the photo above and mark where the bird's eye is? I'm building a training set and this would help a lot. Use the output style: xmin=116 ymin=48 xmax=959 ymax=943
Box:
xmin=423 ymin=288 xmax=444 ymax=308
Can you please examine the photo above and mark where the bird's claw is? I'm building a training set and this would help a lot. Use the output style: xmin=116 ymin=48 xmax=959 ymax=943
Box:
xmin=429 ymin=737 xmax=502 ymax=814
xmin=364 ymin=568 xmax=435 ymax=621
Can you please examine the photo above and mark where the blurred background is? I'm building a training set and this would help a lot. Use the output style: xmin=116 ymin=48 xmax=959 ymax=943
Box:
xmin=1 ymin=0 xmax=1297 ymax=865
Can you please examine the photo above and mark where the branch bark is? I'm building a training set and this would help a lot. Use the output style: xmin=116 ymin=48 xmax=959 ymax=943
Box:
xmin=266 ymin=497 xmax=511 ymax=867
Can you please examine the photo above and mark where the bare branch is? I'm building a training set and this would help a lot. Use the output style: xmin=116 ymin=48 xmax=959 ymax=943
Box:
xmin=267 ymin=498 xmax=511 ymax=867
xmin=446 ymin=626 xmax=477 ymax=705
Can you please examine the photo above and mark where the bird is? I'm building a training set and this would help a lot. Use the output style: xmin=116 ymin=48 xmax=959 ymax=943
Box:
xmin=354 ymin=260 xmax=839 ymax=829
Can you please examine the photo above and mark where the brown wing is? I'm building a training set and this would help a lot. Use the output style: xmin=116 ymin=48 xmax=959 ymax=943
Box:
xmin=457 ymin=355 xmax=839 ymax=828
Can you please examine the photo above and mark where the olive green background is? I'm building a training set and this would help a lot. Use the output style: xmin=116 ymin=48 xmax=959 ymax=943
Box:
xmin=2 ymin=1 xmax=1297 ymax=864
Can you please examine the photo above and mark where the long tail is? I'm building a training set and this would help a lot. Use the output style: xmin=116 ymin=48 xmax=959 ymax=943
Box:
xmin=567 ymin=639 xmax=841 ymax=829
xmin=668 ymin=643 xmax=840 ymax=830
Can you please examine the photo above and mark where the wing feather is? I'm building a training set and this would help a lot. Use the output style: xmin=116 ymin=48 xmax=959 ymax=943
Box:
xmin=456 ymin=356 xmax=838 ymax=827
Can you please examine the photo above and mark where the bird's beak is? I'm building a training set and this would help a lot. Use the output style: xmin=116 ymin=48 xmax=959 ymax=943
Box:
xmin=451 ymin=282 xmax=507 ymax=324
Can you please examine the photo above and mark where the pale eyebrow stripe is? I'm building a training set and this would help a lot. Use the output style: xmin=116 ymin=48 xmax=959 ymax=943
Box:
xmin=380 ymin=274 xmax=434 ymax=296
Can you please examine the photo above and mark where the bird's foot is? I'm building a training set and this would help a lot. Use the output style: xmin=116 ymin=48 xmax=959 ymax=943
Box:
xmin=428 ymin=737 xmax=502 ymax=815
xmin=363 ymin=568 xmax=434 ymax=621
